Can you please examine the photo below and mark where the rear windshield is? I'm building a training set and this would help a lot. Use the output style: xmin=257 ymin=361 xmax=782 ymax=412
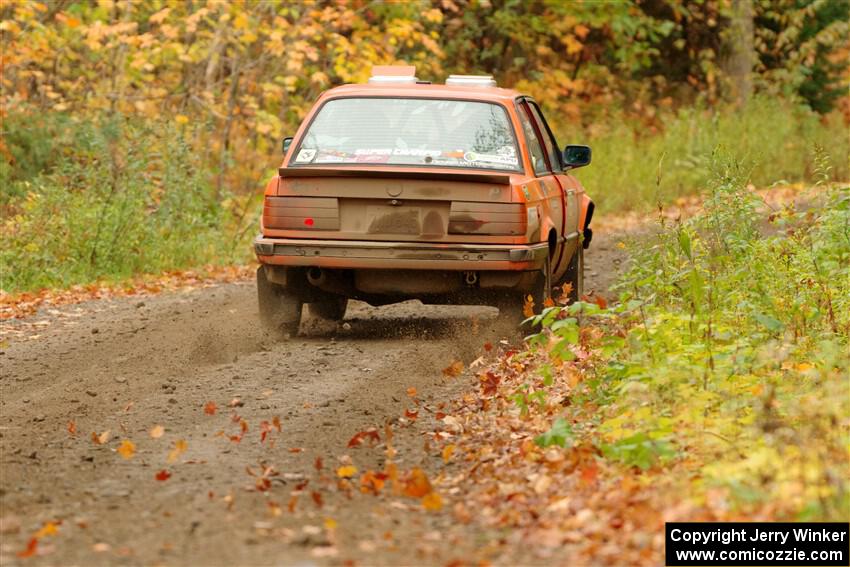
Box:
xmin=291 ymin=97 xmax=520 ymax=171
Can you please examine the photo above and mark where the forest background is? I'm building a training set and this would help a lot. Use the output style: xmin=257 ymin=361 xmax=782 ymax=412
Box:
xmin=1 ymin=0 xmax=848 ymax=292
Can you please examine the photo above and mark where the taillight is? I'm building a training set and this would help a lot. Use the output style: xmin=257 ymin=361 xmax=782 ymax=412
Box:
xmin=448 ymin=202 xmax=527 ymax=236
xmin=263 ymin=197 xmax=339 ymax=230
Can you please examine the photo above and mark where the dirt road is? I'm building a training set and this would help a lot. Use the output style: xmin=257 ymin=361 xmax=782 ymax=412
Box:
xmin=0 ymin=233 xmax=627 ymax=566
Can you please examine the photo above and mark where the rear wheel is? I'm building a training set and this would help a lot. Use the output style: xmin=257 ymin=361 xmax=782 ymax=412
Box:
xmin=495 ymin=256 xmax=553 ymax=336
xmin=563 ymin=247 xmax=584 ymax=303
xmin=308 ymin=296 xmax=348 ymax=321
xmin=257 ymin=266 xmax=302 ymax=336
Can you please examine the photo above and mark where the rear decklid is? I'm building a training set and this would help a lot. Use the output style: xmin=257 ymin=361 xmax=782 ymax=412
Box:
xmin=262 ymin=167 xmax=528 ymax=244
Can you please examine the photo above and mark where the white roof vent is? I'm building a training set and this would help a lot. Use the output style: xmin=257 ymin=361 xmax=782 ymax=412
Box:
xmin=369 ymin=65 xmax=419 ymax=84
xmin=445 ymin=74 xmax=497 ymax=87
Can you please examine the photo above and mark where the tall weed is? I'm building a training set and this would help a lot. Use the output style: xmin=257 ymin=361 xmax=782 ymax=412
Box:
xmin=563 ymin=97 xmax=849 ymax=212
xmin=1 ymin=115 xmax=254 ymax=293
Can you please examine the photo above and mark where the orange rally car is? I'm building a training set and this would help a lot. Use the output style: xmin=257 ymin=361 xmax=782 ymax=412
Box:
xmin=254 ymin=65 xmax=594 ymax=335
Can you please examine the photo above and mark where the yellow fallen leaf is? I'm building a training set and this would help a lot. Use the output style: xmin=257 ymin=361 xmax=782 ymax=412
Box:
xmin=796 ymin=362 xmax=813 ymax=372
xmin=336 ymin=465 xmax=358 ymax=478
xmin=175 ymin=114 xmax=189 ymax=125
xmin=149 ymin=425 xmax=165 ymax=438
xmin=442 ymin=444 xmax=456 ymax=464
xmin=117 ymin=439 xmax=136 ymax=460
xmin=34 ymin=521 xmax=59 ymax=538
xmin=422 ymin=492 xmax=443 ymax=511
xmin=168 ymin=439 xmax=187 ymax=463
xmin=323 ymin=518 xmax=337 ymax=530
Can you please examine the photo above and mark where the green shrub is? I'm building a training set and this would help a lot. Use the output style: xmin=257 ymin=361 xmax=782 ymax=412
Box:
xmin=1 ymin=114 xmax=253 ymax=293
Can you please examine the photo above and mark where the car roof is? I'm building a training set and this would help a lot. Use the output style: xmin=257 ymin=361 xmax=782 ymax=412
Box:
xmin=320 ymin=82 xmax=525 ymax=104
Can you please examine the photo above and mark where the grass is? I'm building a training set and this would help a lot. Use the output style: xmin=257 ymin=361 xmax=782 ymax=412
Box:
xmin=564 ymin=96 xmax=850 ymax=213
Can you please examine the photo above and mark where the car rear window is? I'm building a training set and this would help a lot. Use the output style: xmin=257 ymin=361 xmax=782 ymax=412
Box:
xmin=291 ymin=97 xmax=520 ymax=171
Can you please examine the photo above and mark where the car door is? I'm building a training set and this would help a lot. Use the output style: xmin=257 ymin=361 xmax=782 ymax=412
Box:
xmin=517 ymin=99 xmax=575 ymax=281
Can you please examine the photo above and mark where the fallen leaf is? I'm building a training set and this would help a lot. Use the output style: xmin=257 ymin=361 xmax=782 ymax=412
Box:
xmin=272 ymin=416 xmax=281 ymax=432
xmin=149 ymin=425 xmax=165 ymax=438
xmin=229 ymin=397 xmax=243 ymax=408
xmin=323 ymin=518 xmax=337 ymax=530
xmin=404 ymin=408 xmax=419 ymax=420
xmin=523 ymin=294 xmax=535 ymax=317
xmin=34 ymin=521 xmax=59 ymax=538
xmin=336 ymin=465 xmax=358 ymax=478
xmin=442 ymin=444 xmax=456 ymax=463
xmin=288 ymin=447 xmax=304 ymax=453
xmin=406 ymin=387 xmax=417 ymax=398
xmin=92 ymin=542 xmax=110 ymax=553
xmin=483 ymin=341 xmax=493 ymax=352
xmin=422 ymin=491 xmax=443 ymax=511
xmin=67 ymin=421 xmax=77 ymax=436
xmin=311 ymin=491 xmax=323 ymax=508
xmin=17 ymin=538 xmax=37 ymax=558
xmin=348 ymin=429 xmax=380 ymax=448
xmin=91 ymin=430 xmax=111 ymax=445
xmin=360 ymin=470 xmax=388 ymax=494
xmin=479 ymin=371 xmax=500 ymax=396
xmin=402 ymin=467 xmax=431 ymax=498
xmin=167 ymin=439 xmax=187 ymax=463
xmin=442 ymin=360 xmax=464 ymax=378
xmin=117 ymin=439 xmax=136 ymax=459
xmin=203 ymin=401 xmax=217 ymax=415
xmin=155 ymin=470 xmax=171 ymax=481
xmin=314 ymin=456 xmax=323 ymax=471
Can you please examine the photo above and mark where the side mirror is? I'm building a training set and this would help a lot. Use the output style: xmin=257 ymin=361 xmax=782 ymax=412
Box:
xmin=563 ymin=145 xmax=591 ymax=169
xmin=282 ymin=137 xmax=294 ymax=155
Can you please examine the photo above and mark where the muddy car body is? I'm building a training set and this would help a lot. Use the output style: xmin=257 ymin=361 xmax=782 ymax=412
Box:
xmin=254 ymin=66 xmax=594 ymax=333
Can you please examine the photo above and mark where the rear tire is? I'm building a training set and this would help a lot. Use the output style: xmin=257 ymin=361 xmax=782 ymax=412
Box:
xmin=308 ymin=296 xmax=348 ymax=321
xmin=564 ymin=247 xmax=584 ymax=303
xmin=495 ymin=255 xmax=553 ymax=337
xmin=257 ymin=266 xmax=302 ymax=336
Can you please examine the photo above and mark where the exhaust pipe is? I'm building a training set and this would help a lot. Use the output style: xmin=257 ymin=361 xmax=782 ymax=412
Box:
xmin=463 ymin=271 xmax=479 ymax=286
xmin=307 ymin=267 xmax=326 ymax=286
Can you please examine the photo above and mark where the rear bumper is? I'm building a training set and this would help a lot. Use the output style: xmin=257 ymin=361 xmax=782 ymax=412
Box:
xmin=254 ymin=236 xmax=548 ymax=271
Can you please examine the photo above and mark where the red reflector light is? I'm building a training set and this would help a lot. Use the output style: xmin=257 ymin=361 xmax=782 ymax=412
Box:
xmin=304 ymin=218 xmax=314 ymax=226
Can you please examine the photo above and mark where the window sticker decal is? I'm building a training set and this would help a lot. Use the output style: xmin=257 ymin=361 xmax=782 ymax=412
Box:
xmin=294 ymin=149 xmax=316 ymax=163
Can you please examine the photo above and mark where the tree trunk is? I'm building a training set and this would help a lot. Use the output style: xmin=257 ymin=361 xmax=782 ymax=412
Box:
xmin=725 ymin=0 xmax=755 ymax=106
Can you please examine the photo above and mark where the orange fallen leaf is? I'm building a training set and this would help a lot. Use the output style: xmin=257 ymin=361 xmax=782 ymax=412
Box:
xmin=360 ymin=470 xmax=388 ymax=495
xmin=483 ymin=341 xmax=493 ymax=352
xmin=402 ymin=467 xmax=431 ymax=498
xmin=422 ymin=491 xmax=443 ymax=511
xmin=67 ymin=421 xmax=77 ymax=436
xmin=442 ymin=360 xmax=464 ymax=378
xmin=404 ymin=408 xmax=419 ymax=420
xmin=336 ymin=465 xmax=358 ymax=478
xmin=314 ymin=456 xmax=323 ymax=471
xmin=203 ymin=401 xmax=217 ymax=415
xmin=167 ymin=439 xmax=187 ymax=463
xmin=288 ymin=447 xmax=304 ymax=453
xmin=17 ymin=538 xmax=37 ymax=558
xmin=117 ymin=439 xmax=136 ymax=459
xmin=272 ymin=416 xmax=281 ymax=432
xmin=522 ymin=294 xmax=535 ymax=317
xmin=406 ymin=386 xmax=417 ymax=398
xmin=311 ymin=491 xmax=324 ymax=508
xmin=155 ymin=470 xmax=171 ymax=481
xmin=149 ymin=425 xmax=165 ymax=438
